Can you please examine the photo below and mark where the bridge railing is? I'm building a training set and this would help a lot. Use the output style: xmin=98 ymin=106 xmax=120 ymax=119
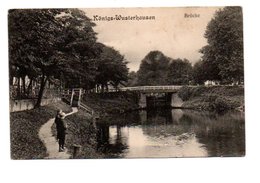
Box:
xmin=107 ymin=85 xmax=184 ymax=92
xmin=79 ymin=102 xmax=94 ymax=116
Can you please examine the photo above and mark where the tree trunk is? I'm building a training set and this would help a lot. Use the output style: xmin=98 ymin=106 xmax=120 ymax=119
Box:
xmin=22 ymin=76 xmax=26 ymax=97
xmin=26 ymin=78 xmax=33 ymax=97
xmin=10 ymin=76 xmax=13 ymax=85
xmin=97 ymin=84 xmax=100 ymax=93
xmin=115 ymin=82 xmax=119 ymax=91
xmin=17 ymin=77 xmax=21 ymax=99
xmin=105 ymin=83 xmax=108 ymax=92
xmin=34 ymin=74 xmax=48 ymax=108
xmin=101 ymin=84 xmax=104 ymax=93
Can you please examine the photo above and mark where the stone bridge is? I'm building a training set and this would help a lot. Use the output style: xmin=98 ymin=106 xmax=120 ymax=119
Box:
xmin=109 ymin=85 xmax=186 ymax=109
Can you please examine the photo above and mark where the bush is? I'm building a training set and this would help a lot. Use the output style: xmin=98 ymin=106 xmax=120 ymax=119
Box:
xmin=209 ymin=96 xmax=230 ymax=112
xmin=179 ymin=86 xmax=244 ymax=112
xmin=177 ymin=86 xmax=192 ymax=101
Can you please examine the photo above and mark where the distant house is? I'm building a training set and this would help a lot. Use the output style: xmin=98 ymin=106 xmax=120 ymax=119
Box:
xmin=204 ymin=80 xmax=220 ymax=86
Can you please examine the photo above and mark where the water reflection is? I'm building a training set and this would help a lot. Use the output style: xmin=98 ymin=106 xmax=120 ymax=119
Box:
xmin=96 ymin=109 xmax=245 ymax=158
xmin=96 ymin=124 xmax=128 ymax=157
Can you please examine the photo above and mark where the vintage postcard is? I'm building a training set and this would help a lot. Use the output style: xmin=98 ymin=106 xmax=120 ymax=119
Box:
xmin=9 ymin=7 xmax=244 ymax=159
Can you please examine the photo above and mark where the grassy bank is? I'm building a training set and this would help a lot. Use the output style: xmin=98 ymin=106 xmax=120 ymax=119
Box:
xmin=177 ymin=86 xmax=244 ymax=112
xmin=10 ymin=101 xmax=71 ymax=159
xmin=82 ymin=92 xmax=139 ymax=117
xmin=51 ymin=109 xmax=104 ymax=159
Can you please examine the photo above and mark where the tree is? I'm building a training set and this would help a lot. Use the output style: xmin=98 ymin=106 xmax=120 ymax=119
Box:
xmin=9 ymin=9 xmax=66 ymax=105
xmin=9 ymin=9 xmax=99 ymax=107
xmin=199 ymin=46 xmax=222 ymax=82
xmin=192 ymin=59 xmax=222 ymax=85
xmin=201 ymin=7 xmax=243 ymax=84
xmin=167 ymin=58 xmax=192 ymax=85
xmin=95 ymin=45 xmax=129 ymax=92
xmin=54 ymin=9 xmax=100 ymax=89
xmin=192 ymin=60 xmax=205 ymax=85
xmin=126 ymin=71 xmax=138 ymax=86
xmin=137 ymin=51 xmax=170 ymax=86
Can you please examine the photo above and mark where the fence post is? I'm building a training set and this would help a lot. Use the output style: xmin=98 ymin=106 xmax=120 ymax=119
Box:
xmin=72 ymin=144 xmax=82 ymax=158
xmin=70 ymin=89 xmax=74 ymax=106
xmin=78 ymin=88 xmax=82 ymax=107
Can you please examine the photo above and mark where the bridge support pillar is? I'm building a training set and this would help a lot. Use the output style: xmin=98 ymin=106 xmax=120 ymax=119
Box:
xmin=139 ymin=110 xmax=147 ymax=123
xmin=139 ymin=93 xmax=147 ymax=108
xmin=171 ymin=93 xmax=183 ymax=108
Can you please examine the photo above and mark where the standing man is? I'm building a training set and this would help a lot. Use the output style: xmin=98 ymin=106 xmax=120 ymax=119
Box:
xmin=54 ymin=110 xmax=67 ymax=152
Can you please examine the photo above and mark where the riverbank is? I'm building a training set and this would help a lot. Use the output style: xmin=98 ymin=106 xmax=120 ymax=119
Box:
xmin=82 ymin=92 xmax=139 ymax=117
xmin=177 ymin=86 xmax=244 ymax=112
xmin=10 ymin=102 xmax=71 ymax=159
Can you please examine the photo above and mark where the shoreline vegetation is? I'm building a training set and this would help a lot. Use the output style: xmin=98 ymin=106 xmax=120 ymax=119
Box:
xmin=178 ymin=86 xmax=244 ymax=112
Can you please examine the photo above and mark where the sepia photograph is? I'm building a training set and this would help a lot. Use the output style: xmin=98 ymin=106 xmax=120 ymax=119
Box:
xmin=9 ymin=7 xmax=244 ymax=159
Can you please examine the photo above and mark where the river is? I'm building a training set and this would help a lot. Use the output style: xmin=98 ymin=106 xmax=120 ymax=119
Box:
xmin=96 ymin=109 xmax=245 ymax=158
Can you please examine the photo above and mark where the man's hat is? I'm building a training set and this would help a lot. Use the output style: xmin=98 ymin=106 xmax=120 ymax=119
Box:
xmin=60 ymin=112 xmax=66 ymax=119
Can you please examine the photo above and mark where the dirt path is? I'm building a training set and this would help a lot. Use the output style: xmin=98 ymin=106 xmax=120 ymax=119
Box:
xmin=38 ymin=107 xmax=78 ymax=159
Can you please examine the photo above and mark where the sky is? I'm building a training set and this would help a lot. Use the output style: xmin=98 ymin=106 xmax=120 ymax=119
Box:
xmin=83 ymin=7 xmax=220 ymax=71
